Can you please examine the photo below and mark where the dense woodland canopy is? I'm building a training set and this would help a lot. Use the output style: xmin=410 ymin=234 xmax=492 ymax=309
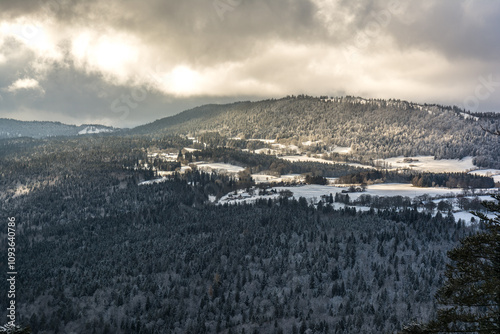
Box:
xmin=0 ymin=134 xmax=487 ymax=333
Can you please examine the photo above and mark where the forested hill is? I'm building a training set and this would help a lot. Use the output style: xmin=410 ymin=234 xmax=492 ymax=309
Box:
xmin=131 ymin=96 xmax=500 ymax=168
xmin=0 ymin=118 xmax=116 ymax=139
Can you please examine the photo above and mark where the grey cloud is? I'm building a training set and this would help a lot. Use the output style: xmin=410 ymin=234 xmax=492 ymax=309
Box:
xmin=2 ymin=0 xmax=499 ymax=63
xmin=105 ymin=0 xmax=330 ymax=67
xmin=0 ymin=46 xmax=260 ymax=126
xmin=1 ymin=0 xmax=332 ymax=66
xmin=1 ymin=0 xmax=500 ymax=127
xmin=361 ymin=0 xmax=500 ymax=62
xmin=0 ymin=40 xmax=37 ymax=95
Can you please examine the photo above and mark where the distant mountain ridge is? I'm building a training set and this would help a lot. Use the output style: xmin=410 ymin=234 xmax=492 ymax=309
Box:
xmin=0 ymin=118 xmax=117 ymax=139
xmin=131 ymin=96 xmax=490 ymax=137
xmin=131 ymin=96 xmax=500 ymax=168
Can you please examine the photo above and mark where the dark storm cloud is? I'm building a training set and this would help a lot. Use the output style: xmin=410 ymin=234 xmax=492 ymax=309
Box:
xmin=1 ymin=0 xmax=499 ymax=62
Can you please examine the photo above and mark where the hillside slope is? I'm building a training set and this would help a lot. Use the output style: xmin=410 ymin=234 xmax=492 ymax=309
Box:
xmin=132 ymin=96 xmax=500 ymax=168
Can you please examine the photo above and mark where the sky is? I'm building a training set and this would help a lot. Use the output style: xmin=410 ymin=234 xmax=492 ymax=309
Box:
xmin=0 ymin=0 xmax=499 ymax=128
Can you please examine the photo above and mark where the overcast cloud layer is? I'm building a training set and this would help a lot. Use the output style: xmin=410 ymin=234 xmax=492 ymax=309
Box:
xmin=0 ymin=0 xmax=499 ymax=127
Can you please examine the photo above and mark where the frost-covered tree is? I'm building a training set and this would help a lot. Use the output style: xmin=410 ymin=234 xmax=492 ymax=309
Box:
xmin=402 ymin=194 xmax=500 ymax=333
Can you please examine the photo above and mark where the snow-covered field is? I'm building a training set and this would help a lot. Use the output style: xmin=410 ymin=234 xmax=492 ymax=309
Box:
xmin=148 ymin=152 xmax=178 ymax=161
xmin=347 ymin=183 xmax=464 ymax=201
xmin=78 ymin=126 xmax=113 ymax=135
xmin=377 ymin=156 xmax=476 ymax=173
xmin=180 ymin=166 xmax=192 ymax=173
xmin=217 ymin=182 xmax=498 ymax=225
xmin=254 ymin=148 xmax=279 ymax=155
xmin=251 ymin=174 xmax=303 ymax=184
xmin=139 ymin=171 xmax=497 ymax=225
xmin=157 ymin=171 xmax=176 ymax=176
xmin=331 ymin=146 xmax=351 ymax=154
xmin=470 ymin=169 xmax=500 ymax=176
xmin=195 ymin=162 xmax=246 ymax=174
xmin=254 ymin=183 xmax=467 ymax=202
xmin=272 ymin=143 xmax=299 ymax=152
xmin=302 ymin=140 xmax=322 ymax=146
xmin=219 ymin=183 xmax=463 ymax=204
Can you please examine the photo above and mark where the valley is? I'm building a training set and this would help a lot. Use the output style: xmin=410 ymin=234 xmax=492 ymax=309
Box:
xmin=142 ymin=140 xmax=497 ymax=225
xmin=1 ymin=96 xmax=499 ymax=334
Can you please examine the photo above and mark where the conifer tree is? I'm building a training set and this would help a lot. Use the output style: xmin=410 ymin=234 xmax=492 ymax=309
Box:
xmin=402 ymin=194 xmax=500 ymax=333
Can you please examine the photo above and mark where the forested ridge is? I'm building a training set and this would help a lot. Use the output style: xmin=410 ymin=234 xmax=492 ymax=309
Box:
xmin=131 ymin=96 xmax=500 ymax=168
xmin=0 ymin=119 xmax=116 ymax=139
xmin=0 ymin=135 xmax=481 ymax=333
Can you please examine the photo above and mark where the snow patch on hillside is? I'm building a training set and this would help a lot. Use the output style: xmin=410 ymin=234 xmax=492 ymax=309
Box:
xmin=138 ymin=177 xmax=169 ymax=186
xmin=195 ymin=162 xmax=246 ymax=174
xmin=470 ymin=169 xmax=500 ymax=176
xmin=459 ymin=112 xmax=479 ymax=121
xmin=251 ymin=174 xmax=303 ymax=184
xmin=331 ymin=146 xmax=351 ymax=154
xmin=183 ymin=147 xmax=199 ymax=152
xmin=302 ymin=140 xmax=322 ymax=146
xmin=377 ymin=156 xmax=476 ymax=173
xmin=78 ymin=126 xmax=113 ymax=135
xmin=247 ymin=139 xmax=276 ymax=144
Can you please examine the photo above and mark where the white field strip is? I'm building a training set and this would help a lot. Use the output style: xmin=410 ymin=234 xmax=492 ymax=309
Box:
xmin=148 ymin=152 xmax=178 ymax=161
xmin=347 ymin=183 xmax=465 ymax=201
xmin=195 ymin=162 xmax=246 ymax=174
xmin=251 ymin=174 xmax=304 ymax=184
xmin=302 ymin=140 xmax=322 ymax=146
xmin=377 ymin=156 xmax=476 ymax=173
xmin=254 ymin=148 xmax=280 ymax=155
xmin=219 ymin=183 xmax=468 ymax=205
xmin=331 ymin=146 xmax=351 ymax=154
xmin=247 ymin=139 xmax=276 ymax=144
xmin=138 ymin=177 xmax=170 ymax=186
xmin=469 ymin=169 xmax=500 ymax=176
